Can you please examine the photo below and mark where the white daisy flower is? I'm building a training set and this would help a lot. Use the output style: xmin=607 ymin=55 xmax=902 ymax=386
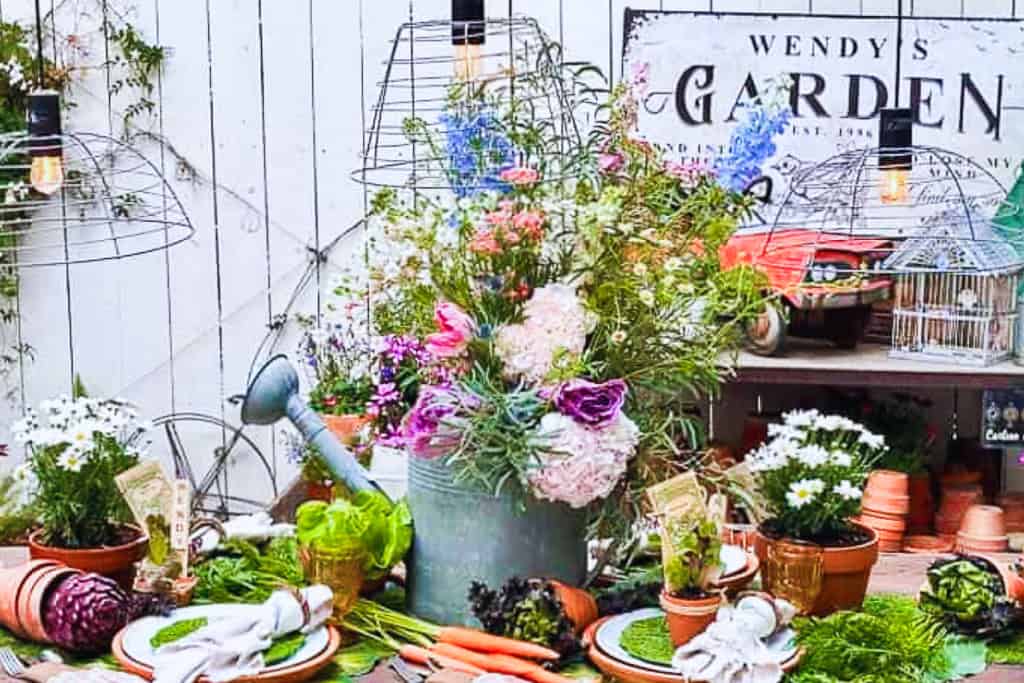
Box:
xmin=783 ymin=409 xmax=819 ymax=428
xmin=786 ymin=478 xmax=824 ymax=508
xmin=795 ymin=444 xmax=830 ymax=468
xmin=833 ymin=480 xmax=862 ymax=500
xmin=857 ymin=430 xmax=886 ymax=450
xmin=57 ymin=449 xmax=86 ymax=473
xmin=831 ymin=451 xmax=853 ymax=467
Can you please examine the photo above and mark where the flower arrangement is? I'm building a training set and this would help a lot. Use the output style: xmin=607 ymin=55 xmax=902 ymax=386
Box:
xmin=713 ymin=75 xmax=793 ymax=194
xmin=749 ymin=410 xmax=886 ymax=541
xmin=298 ymin=313 xmax=375 ymax=418
xmin=12 ymin=395 xmax=150 ymax=548
xmin=332 ymin=53 xmax=772 ymax=551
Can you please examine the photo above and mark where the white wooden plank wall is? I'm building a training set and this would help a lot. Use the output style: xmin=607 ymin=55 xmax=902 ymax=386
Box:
xmin=0 ymin=0 xmax=1017 ymax=498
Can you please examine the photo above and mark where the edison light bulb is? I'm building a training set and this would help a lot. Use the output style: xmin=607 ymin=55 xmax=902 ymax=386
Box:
xmin=880 ymin=168 xmax=909 ymax=205
xmin=454 ymin=43 xmax=482 ymax=80
xmin=30 ymin=154 xmax=63 ymax=195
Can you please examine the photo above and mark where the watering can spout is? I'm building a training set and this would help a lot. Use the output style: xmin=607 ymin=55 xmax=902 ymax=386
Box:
xmin=241 ymin=354 xmax=382 ymax=497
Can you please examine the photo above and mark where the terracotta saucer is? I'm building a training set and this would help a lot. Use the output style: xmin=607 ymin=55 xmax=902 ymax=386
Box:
xmin=710 ymin=552 xmax=760 ymax=595
xmin=112 ymin=625 xmax=341 ymax=683
xmin=583 ymin=616 xmax=802 ymax=683
xmin=904 ymin=535 xmax=955 ymax=554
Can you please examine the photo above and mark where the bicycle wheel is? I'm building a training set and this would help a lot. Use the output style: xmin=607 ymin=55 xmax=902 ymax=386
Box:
xmin=138 ymin=412 xmax=279 ymax=519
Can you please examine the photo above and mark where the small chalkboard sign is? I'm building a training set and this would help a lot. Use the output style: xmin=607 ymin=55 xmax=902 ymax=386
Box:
xmin=982 ymin=389 xmax=1024 ymax=447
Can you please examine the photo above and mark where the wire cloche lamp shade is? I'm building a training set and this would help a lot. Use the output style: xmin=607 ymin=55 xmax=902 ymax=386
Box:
xmin=353 ymin=4 xmax=582 ymax=195
xmin=752 ymin=145 xmax=1024 ymax=366
xmin=0 ymin=0 xmax=193 ymax=272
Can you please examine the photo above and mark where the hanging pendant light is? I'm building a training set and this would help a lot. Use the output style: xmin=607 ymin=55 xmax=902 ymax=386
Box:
xmin=451 ymin=0 xmax=485 ymax=81
xmin=27 ymin=90 xmax=63 ymax=195
xmin=878 ymin=107 xmax=912 ymax=205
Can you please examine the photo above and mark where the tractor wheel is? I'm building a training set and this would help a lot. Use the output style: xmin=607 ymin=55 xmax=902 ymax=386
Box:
xmin=745 ymin=303 xmax=786 ymax=356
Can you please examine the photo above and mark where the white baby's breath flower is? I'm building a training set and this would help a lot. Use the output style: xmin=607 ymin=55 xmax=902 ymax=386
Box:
xmin=638 ymin=289 xmax=655 ymax=307
xmin=632 ymin=263 xmax=648 ymax=277
xmin=664 ymin=257 xmax=684 ymax=272
xmin=833 ymin=480 xmax=862 ymax=500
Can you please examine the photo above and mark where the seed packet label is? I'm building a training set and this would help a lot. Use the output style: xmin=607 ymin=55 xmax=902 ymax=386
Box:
xmin=646 ymin=471 xmax=707 ymax=520
xmin=115 ymin=460 xmax=173 ymax=526
xmin=170 ymin=480 xmax=191 ymax=574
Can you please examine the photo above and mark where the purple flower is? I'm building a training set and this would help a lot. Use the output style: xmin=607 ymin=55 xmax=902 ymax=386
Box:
xmin=599 ymin=152 xmax=624 ymax=175
xmin=401 ymin=385 xmax=463 ymax=459
xmin=552 ymin=379 xmax=628 ymax=428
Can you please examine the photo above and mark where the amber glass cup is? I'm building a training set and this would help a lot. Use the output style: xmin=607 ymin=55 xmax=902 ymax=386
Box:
xmin=300 ymin=544 xmax=364 ymax=621
xmin=762 ymin=539 xmax=824 ymax=614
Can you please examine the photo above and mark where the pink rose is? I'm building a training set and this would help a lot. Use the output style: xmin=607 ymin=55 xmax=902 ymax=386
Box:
xmin=598 ymin=152 xmax=624 ymax=175
xmin=425 ymin=301 xmax=475 ymax=358
xmin=500 ymin=167 xmax=540 ymax=187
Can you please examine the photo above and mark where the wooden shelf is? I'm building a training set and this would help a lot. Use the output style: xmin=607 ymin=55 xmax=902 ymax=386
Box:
xmin=727 ymin=342 xmax=1024 ymax=389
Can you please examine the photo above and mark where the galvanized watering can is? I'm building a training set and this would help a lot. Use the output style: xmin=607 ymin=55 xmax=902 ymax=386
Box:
xmin=241 ymin=355 xmax=588 ymax=625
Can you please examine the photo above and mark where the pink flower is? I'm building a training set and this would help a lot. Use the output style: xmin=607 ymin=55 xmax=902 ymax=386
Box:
xmin=425 ymin=301 xmax=475 ymax=358
xmin=598 ymin=152 xmax=624 ymax=175
xmin=630 ymin=61 xmax=650 ymax=95
xmin=512 ymin=210 xmax=545 ymax=240
xmin=500 ymin=167 xmax=540 ymax=187
xmin=469 ymin=229 xmax=502 ymax=255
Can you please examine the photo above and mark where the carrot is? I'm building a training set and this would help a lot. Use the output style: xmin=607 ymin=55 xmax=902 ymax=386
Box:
xmin=436 ymin=626 xmax=561 ymax=661
xmin=399 ymin=644 xmax=486 ymax=675
xmin=431 ymin=643 xmax=536 ymax=676
xmin=519 ymin=667 xmax=576 ymax=683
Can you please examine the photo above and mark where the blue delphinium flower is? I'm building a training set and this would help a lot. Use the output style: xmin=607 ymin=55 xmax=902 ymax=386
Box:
xmin=440 ymin=109 xmax=514 ymax=197
xmin=714 ymin=79 xmax=793 ymax=194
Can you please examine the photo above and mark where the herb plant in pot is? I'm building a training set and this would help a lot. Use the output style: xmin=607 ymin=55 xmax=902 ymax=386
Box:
xmin=750 ymin=410 xmax=885 ymax=616
xmin=14 ymin=396 xmax=150 ymax=586
xmin=659 ymin=516 xmax=724 ymax=646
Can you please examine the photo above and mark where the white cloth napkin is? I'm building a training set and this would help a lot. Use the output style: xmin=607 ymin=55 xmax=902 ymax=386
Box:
xmin=671 ymin=604 xmax=787 ymax=683
xmin=152 ymin=585 xmax=333 ymax=683
xmin=49 ymin=670 xmax=147 ymax=683
xmin=193 ymin=512 xmax=296 ymax=555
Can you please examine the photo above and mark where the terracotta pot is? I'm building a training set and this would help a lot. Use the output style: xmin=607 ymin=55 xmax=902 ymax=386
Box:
xmin=935 ymin=485 xmax=983 ymax=536
xmin=551 ymin=580 xmax=599 ymax=635
xmin=305 ymin=480 xmax=334 ymax=503
xmin=659 ymin=591 xmax=721 ymax=646
xmin=858 ymin=511 xmax=907 ymax=533
xmin=28 ymin=527 xmax=147 ymax=587
xmin=904 ymin=535 xmax=955 ymax=554
xmin=941 ymin=469 xmax=982 ymax=487
xmin=877 ymin=540 xmax=903 ymax=553
xmin=959 ymin=505 xmax=1007 ymax=539
xmin=20 ymin=567 xmax=78 ymax=643
xmin=320 ymin=414 xmax=371 ymax=446
xmin=907 ymin=473 xmax=934 ymax=533
xmin=863 ymin=470 xmax=910 ymax=515
xmin=956 ymin=531 xmax=1008 ymax=553
xmin=0 ymin=560 xmax=58 ymax=638
xmin=1005 ymin=569 xmax=1024 ymax=603
xmin=998 ymin=493 xmax=1024 ymax=533
xmin=754 ymin=523 xmax=879 ymax=616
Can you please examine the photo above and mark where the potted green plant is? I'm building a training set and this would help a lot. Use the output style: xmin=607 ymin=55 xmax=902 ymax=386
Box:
xmin=750 ymin=410 xmax=885 ymax=615
xmin=658 ymin=516 xmax=724 ymax=646
xmin=13 ymin=396 xmax=150 ymax=583
xmin=297 ymin=316 xmax=375 ymax=465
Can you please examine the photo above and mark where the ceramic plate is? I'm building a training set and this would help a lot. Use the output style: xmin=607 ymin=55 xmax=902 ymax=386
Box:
xmin=720 ymin=544 xmax=747 ymax=578
xmin=594 ymin=608 xmax=798 ymax=674
xmin=120 ymin=604 xmax=330 ymax=673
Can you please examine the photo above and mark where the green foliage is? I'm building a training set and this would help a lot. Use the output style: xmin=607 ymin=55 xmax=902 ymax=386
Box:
xmin=829 ymin=393 xmax=933 ymax=475
xmin=986 ymin=632 xmax=1024 ymax=664
xmin=105 ymin=20 xmax=166 ymax=128
xmin=149 ymin=617 xmax=208 ymax=649
xmin=791 ymin=594 xmax=954 ymax=682
xmin=296 ymin=491 xmax=413 ymax=581
xmin=0 ymin=470 xmax=35 ymax=544
xmin=917 ymin=557 xmax=1021 ymax=637
xmin=30 ymin=429 xmax=139 ymax=548
xmin=192 ymin=536 xmax=304 ymax=604
xmin=662 ymin=517 xmax=722 ymax=596
xmin=146 ymin=513 xmax=171 ymax=565
xmin=618 ymin=616 xmax=673 ymax=665
xmin=264 ymin=632 xmax=307 ymax=665
xmin=332 ymin=639 xmax=396 ymax=676
xmin=467 ymin=577 xmax=578 ymax=655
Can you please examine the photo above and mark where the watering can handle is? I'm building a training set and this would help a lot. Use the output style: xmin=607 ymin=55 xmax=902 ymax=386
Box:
xmin=286 ymin=393 xmax=389 ymax=500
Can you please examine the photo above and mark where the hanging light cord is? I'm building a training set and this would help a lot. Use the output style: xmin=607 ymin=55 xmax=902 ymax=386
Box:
xmin=33 ymin=0 xmax=46 ymax=87
xmin=894 ymin=0 xmax=903 ymax=109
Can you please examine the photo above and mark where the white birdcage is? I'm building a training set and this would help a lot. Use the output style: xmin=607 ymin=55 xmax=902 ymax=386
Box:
xmin=885 ymin=219 xmax=1022 ymax=366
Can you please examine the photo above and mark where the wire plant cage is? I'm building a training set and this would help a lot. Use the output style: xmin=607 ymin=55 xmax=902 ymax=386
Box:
xmin=749 ymin=145 xmax=1024 ymax=365
xmin=353 ymin=14 xmax=585 ymax=196
xmin=0 ymin=131 xmax=194 ymax=272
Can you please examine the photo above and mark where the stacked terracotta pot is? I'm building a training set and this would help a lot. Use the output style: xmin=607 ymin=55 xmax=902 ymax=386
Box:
xmin=957 ymin=504 xmax=1009 ymax=553
xmin=997 ymin=493 xmax=1024 ymax=533
xmin=0 ymin=559 xmax=80 ymax=644
xmin=906 ymin=473 xmax=934 ymax=534
xmin=935 ymin=484 xmax=984 ymax=539
xmin=858 ymin=470 xmax=910 ymax=553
